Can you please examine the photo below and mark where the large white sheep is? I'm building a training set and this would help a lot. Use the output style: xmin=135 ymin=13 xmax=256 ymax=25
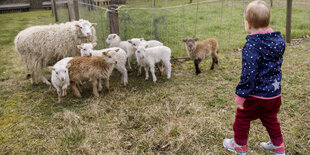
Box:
xmin=105 ymin=34 xmax=135 ymax=70
xmin=78 ymin=43 xmax=128 ymax=86
xmin=49 ymin=57 xmax=73 ymax=103
xmin=135 ymin=45 xmax=171 ymax=83
xmin=14 ymin=19 xmax=97 ymax=85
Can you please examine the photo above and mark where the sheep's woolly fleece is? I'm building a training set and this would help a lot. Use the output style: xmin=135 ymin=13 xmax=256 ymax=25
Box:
xmin=14 ymin=19 xmax=96 ymax=84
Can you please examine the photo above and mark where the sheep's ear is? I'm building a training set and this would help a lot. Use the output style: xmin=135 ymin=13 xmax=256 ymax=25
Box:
xmin=182 ymin=39 xmax=187 ymax=42
xmin=92 ymin=42 xmax=97 ymax=47
xmin=75 ymin=24 xmax=80 ymax=28
xmin=145 ymin=45 xmax=148 ymax=48
xmin=113 ymin=35 xmax=116 ymax=39
xmin=66 ymin=63 xmax=71 ymax=69
xmin=48 ymin=66 xmax=55 ymax=71
xmin=194 ymin=38 xmax=199 ymax=41
xmin=91 ymin=23 xmax=97 ymax=26
xmin=115 ymin=49 xmax=119 ymax=52
xmin=102 ymin=51 xmax=108 ymax=55
xmin=77 ymin=45 xmax=83 ymax=49
xmin=128 ymin=40 xmax=132 ymax=44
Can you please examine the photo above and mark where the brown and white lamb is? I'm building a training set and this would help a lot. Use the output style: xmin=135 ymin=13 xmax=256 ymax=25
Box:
xmin=182 ymin=38 xmax=219 ymax=75
xmin=68 ymin=50 xmax=117 ymax=98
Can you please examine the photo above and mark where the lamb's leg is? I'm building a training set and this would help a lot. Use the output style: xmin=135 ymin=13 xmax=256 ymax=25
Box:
xmin=211 ymin=57 xmax=216 ymax=70
xmin=159 ymin=61 xmax=165 ymax=76
xmin=31 ymin=71 xmax=36 ymax=85
xmin=144 ymin=66 xmax=149 ymax=80
xmin=62 ymin=84 xmax=68 ymax=96
xmin=137 ymin=65 xmax=142 ymax=76
xmin=41 ymin=75 xmax=51 ymax=85
xmin=194 ymin=59 xmax=202 ymax=75
xmin=97 ymin=79 xmax=103 ymax=92
xmin=150 ymin=65 xmax=157 ymax=83
xmin=163 ymin=60 xmax=171 ymax=79
xmin=56 ymin=87 xmax=62 ymax=103
xmin=91 ymin=78 xmax=99 ymax=97
xmin=77 ymin=82 xmax=82 ymax=93
xmin=127 ymin=58 xmax=132 ymax=71
xmin=71 ymin=81 xmax=81 ymax=98
xmin=105 ymin=78 xmax=110 ymax=92
xmin=117 ymin=66 xmax=128 ymax=86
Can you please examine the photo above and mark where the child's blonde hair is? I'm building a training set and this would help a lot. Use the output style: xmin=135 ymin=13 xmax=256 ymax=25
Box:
xmin=245 ymin=0 xmax=270 ymax=29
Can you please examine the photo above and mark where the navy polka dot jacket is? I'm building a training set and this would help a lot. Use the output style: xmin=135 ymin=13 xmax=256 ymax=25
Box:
xmin=236 ymin=31 xmax=285 ymax=98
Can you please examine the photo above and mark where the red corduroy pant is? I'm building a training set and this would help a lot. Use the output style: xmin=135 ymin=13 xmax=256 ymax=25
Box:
xmin=233 ymin=97 xmax=283 ymax=146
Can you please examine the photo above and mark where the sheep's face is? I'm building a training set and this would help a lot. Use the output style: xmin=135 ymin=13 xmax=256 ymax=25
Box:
xmin=75 ymin=21 xmax=96 ymax=37
xmin=135 ymin=45 xmax=147 ymax=59
xmin=128 ymin=38 xmax=144 ymax=49
xmin=78 ymin=43 xmax=97 ymax=56
xmin=102 ymin=50 xmax=118 ymax=65
xmin=49 ymin=64 xmax=71 ymax=82
xmin=182 ymin=38 xmax=198 ymax=52
xmin=106 ymin=34 xmax=120 ymax=45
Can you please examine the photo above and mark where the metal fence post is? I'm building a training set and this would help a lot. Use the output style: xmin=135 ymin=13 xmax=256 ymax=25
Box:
xmin=286 ymin=0 xmax=292 ymax=43
xmin=108 ymin=5 xmax=120 ymax=35
xmin=51 ymin=0 xmax=58 ymax=22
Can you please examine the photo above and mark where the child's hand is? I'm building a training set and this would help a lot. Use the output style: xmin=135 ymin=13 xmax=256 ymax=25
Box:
xmin=237 ymin=104 xmax=244 ymax=109
xmin=235 ymin=96 xmax=246 ymax=109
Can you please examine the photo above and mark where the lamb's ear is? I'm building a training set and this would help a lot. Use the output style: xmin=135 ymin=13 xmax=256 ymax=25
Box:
xmin=77 ymin=45 xmax=83 ymax=49
xmin=113 ymin=35 xmax=116 ymax=39
xmin=75 ymin=24 xmax=80 ymax=28
xmin=66 ymin=63 xmax=71 ymax=69
xmin=182 ymin=38 xmax=187 ymax=42
xmin=115 ymin=49 xmax=119 ymax=52
xmin=145 ymin=45 xmax=148 ymax=48
xmin=92 ymin=42 xmax=97 ymax=47
xmin=128 ymin=40 xmax=132 ymax=44
xmin=194 ymin=38 xmax=199 ymax=41
xmin=102 ymin=51 xmax=108 ymax=55
xmin=91 ymin=23 xmax=97 ymax=27
xmin=48 ymin=66 xmax=55 ymax=71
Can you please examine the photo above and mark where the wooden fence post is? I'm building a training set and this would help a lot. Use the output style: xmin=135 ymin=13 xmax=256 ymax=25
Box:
xmin=286 ymin=0 xmax=292 ymax=43
xmin=68 ymin=0 xmax=75 ymax=21
xmin=51 ymin=0 xmax=58 ymax=22
xmin=108 ymin=5 xmax=120 ymax=35
xmin=73 ymin=0 xmax=80 ymax=20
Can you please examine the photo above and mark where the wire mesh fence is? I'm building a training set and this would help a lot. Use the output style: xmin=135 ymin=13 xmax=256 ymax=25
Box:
xmin=55 ymin=0 xmax=310 ymax=58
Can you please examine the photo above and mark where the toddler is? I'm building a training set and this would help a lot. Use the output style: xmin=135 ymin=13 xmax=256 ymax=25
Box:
xmin=223 ymin=1 xmax=286 ymax=155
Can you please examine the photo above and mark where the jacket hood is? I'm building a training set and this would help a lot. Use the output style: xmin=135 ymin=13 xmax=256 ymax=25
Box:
xmin=246 ymin=31 xmax=285 ymax=59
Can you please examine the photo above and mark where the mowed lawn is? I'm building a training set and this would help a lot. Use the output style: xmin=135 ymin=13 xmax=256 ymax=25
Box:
xmin=0 ymin=10 xmax=310 ymax=154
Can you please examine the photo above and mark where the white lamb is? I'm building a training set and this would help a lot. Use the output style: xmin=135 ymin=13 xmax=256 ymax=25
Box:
xmin=128 ymin=38 xmax=163 ymax=75
xmin=49 ymin=57 xmax=73 ymax=103
xmin=135 ymin=45 xmax=171 ymax=83
xmin=78 ymin=43 xmax=128 ymax=86
xmin=14 ymin=19 xmax=97 ymax=85
xmin=128 ymin=38 xmax=163 ymax=48
xmin=105 ymin=34 xmax=135 ymax=70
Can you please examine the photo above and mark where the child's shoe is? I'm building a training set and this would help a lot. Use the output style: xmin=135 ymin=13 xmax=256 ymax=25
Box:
xmin=260 ymin=141 xmax=285 ymax=155
xmin=223 ymin=138 xmax=247 ymax=155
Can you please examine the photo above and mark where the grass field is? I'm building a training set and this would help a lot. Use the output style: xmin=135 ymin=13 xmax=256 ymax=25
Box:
xmin=0 ymin=6 xmax=310 ymax=155
xmin=61 ymin=0 xmax=310 ymax=58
